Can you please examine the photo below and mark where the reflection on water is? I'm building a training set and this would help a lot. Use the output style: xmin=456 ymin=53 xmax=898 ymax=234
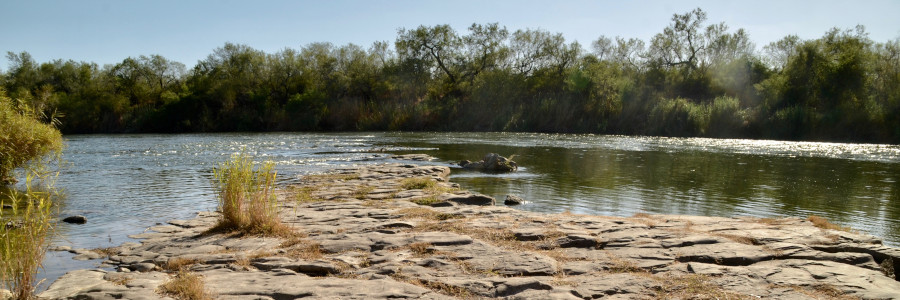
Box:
xmin=34 ymin=132 xmax=900 ymax=290
xmin=382 ymin=132 xmax=900 ymax=247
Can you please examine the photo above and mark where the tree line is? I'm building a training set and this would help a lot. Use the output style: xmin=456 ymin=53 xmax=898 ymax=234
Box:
xmin=2 ymin=8 xmax=899 ymax=143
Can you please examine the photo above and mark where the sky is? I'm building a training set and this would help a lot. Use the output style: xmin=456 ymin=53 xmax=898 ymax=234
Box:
xmin=2 ymin=0 xmax=899 ymax=71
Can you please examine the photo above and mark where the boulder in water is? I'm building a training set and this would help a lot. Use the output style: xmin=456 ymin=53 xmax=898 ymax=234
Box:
xmin=459 ymin=153 xmax=517 ymax=172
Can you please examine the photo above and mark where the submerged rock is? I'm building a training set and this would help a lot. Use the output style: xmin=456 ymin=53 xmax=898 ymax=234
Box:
xmin=459 ymin=153 xmax=518 ymax=172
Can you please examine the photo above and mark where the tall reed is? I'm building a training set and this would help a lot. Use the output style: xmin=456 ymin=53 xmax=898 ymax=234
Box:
xmin=1 ymin=174 xmax=56 ymax=300
xmin=212 ymin=152 xmax=287 ymax=236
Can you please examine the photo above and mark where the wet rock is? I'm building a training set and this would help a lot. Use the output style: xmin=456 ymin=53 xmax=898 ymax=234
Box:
xmin=439 ymin=192 xmax=495 ymax=206
xmin=459 ymin=153 xmax=518 ymax=172
xmin=505 ymin=194 xmax=526 ymax=205
xmin=62 ymin=215 xmax=87 ymax=224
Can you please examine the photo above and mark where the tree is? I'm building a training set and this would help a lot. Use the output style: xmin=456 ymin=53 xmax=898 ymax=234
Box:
xmin=396 ymin=24 xmax=463 ymax=84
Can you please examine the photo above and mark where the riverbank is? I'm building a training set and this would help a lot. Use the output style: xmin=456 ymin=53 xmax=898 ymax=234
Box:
xmin=35 ymin=157 xmax=900 ymax=299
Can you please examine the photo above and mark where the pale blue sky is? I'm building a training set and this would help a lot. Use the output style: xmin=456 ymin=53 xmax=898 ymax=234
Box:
xmin=2 ymin=0 xmax=899 ymax=71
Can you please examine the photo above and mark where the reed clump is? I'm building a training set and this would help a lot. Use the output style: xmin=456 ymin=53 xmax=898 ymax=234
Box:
xmin=211 ymin=152 xmax=290 ymax=237
xmin=1 ymin=174 xmax=57 ymax=300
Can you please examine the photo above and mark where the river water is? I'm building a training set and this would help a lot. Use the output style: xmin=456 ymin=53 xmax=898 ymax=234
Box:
xmin=17 ymin=132 xmax=900 ymax=290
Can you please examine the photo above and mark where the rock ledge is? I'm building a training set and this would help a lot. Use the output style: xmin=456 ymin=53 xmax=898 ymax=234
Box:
xmin=41 ymin=162 xmax=900 ymax=299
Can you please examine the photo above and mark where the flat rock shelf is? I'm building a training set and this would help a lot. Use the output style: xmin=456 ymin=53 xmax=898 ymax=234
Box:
xmin=38 ymin=158 xmax=900 ymax=299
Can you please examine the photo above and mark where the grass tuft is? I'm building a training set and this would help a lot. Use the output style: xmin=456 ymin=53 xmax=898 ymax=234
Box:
xmin=158 ymin=270 xmax=213 ymax=300
xmin=209 ymin=152 xmax=292 ymax=237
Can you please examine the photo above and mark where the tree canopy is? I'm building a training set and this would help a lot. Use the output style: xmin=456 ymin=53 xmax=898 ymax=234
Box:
xmin=3 ymin=8 xmax=899 ymax=143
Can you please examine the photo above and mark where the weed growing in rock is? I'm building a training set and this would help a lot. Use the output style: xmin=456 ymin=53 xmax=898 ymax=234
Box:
xmin=158 ymin=270 xmax=213 ymax=300
xmin=211 ymin=152 xmax=291 ymax=237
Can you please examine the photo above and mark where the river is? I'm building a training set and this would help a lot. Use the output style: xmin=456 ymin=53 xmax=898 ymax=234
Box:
xmin=19 ymin=132 xmax=900 ymax=290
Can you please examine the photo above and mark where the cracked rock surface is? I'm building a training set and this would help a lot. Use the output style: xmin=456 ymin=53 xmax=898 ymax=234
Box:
xmin=41 ymin=160 xmax=900 ymax=299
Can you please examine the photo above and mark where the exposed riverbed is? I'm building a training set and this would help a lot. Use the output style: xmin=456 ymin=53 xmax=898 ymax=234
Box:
xmin=26 ymin=132 xmax=900 ymax=291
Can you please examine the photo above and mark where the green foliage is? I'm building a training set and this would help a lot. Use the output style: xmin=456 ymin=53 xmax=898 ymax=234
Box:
xmin=2 ymin=10 xmax=900 ymax=143
xmin=0 ymin=89 xmax=63 ymax=183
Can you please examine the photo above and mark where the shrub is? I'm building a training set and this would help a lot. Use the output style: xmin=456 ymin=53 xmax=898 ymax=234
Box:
xmin=0 ymin=89 xmax=63 ymax=184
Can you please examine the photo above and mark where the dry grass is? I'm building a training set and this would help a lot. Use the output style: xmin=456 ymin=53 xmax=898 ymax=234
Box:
xmin=407 ymin=242 xmax=435 ymax=257
xmin=754 ymin=217 xmax=790 ymax=226
xmin=771 ymin=283 xmax=859 ymax=300
xmin=106 ymin=274 xmax=132 ymax=286
xmin=158 ymin=270 xmax=214 ymax=300
xmin=808 ymin=215 xmax=853 ymax=232
xmin=391 ymin=273 xmax=473 ymax=298
xmin=631 ymin=213 xmax=659 ymax=228
xmin=280 ymin=237 xmax=324 ymax=260
xmin=164 ymin=257 xmax=202 ymax=272
xmin=399 ymin=177 xmax=456 ymax=206
xmin=394 ymin=207 xmax=462 ymax=220
xmin=652 ymin=273 xmax=753 ymax=299
xmin=713 ymin=233 xmax=761 ymax=245
xmin=604 ymin=252 xmax=646 ymax=274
